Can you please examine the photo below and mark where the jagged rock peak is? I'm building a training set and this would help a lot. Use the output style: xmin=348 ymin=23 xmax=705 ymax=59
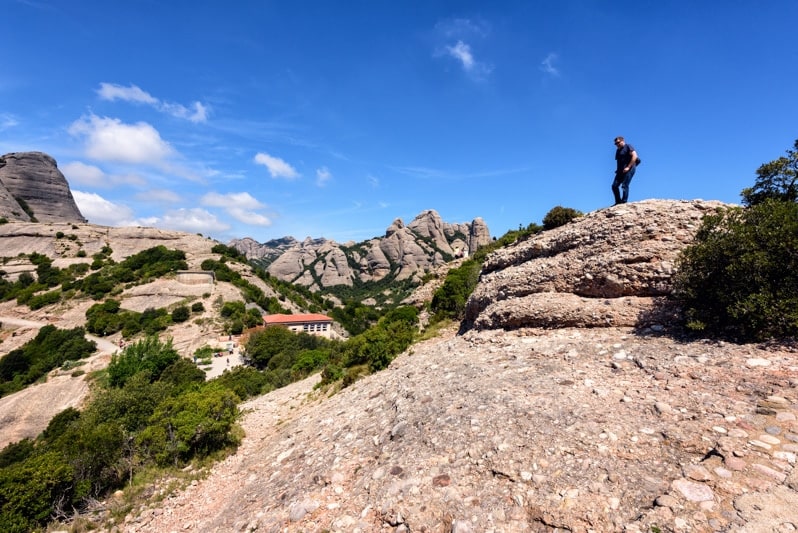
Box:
xmin=0 ymin=151 xmax=87 ymax=223
xmin=230 ymin=210 xmax=491 ymax=290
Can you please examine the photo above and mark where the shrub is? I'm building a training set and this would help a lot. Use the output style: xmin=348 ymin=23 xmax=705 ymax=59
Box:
xmin=171 ymin=305 xmax=190 ymax=323
xmin=542 ymin=205 xmax=583 ymax=230
xmin=191 ymin=301 xmax=205 ymax=313
xmin=107 ymin=336 xmax=180 ymax=387
xmin=673 ymin=200 xmax=798 ymax=341
xmin=430 ymin=259 xmax=481 ymax=320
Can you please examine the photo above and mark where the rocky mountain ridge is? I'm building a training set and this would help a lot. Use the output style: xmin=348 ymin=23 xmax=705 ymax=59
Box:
xmin=0 ymin=151 xmax=86 ymax=223
xmin=230 ymin=210 xmax=491 ymax=291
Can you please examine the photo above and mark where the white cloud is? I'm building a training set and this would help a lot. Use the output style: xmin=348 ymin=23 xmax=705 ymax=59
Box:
xmin=69 ymin=114 xmax=174 ymax=164
xmin=72 ymin=190 xmax=135 ymax=226
xmin=368 ymin=174 xmax=379 ymax=188
xmin=201 ymin=192 xmax=271 ymax=226
xmin=201 ymin=191 xmax=264 ymax=210
xmin=157 ymin=208 xmax=231 ymax=234
xmin=227 ymin=207 xmax=272 ymax=226
xmin=61 ymin=160 xmax=149 ymax=188
xmin=61 ymin=161 xmax=106 ymax=186
xmin=540 ymin=53 xmax=560 ymax=77
xmin=97 ymin=83 xmax=209 ymax=123
xmin=316 ymin=166 xmax=332 ymax=186
xmin=254 ymin=152 xmax=300 ymax=179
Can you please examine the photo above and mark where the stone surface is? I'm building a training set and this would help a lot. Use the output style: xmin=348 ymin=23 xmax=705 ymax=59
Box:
xmin=0 ymin=152 xmax=86 ymax=223
xmin=464 ymin=199 xmax=730 ymax=331
xmin=126 ymin=325 xmax=798 ymax=533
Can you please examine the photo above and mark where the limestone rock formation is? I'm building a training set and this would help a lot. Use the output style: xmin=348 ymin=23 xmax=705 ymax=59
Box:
xmin=0 ymin=152 xmax=87 ymax=223
xmin=231 ymin=209 xmax=491 ymax=290
xmin=464 ymin=199 xmax=731 ymax=331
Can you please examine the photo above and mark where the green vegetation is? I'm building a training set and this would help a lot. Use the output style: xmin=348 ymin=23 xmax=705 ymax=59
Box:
xmin=0 ymin=337 xmax=240 ymax=533
xmin=542 ymin=205 xmax=583 ymax=230
xmin=0 ymin=326 xmax=96 ymax=398
xmin=674 ymin=139 xmax=798 ymax=341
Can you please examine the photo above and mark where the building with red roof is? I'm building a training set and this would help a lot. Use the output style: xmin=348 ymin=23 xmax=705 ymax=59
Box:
xmin=262 ymin=313 xmax=335 ymax=338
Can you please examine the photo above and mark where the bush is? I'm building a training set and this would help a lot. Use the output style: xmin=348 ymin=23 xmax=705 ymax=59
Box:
xmin=107 ymin=336 xmax=180 ymax=387
xmin=673 ymin=200 xmax=798 ymax=341
xmin=542 ymin=205 xmax=583 ymax=230
xmin=191 ymin=301 xmax=205 ymax=313
xmin=430 ymin=259 xmax=481 ymax=320
xmin=171 ymin=305 xmax=190 ymax=323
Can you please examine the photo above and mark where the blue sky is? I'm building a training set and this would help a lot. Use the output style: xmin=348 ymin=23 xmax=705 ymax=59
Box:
xmin=2 ymin=1 xmax=797 ymax=244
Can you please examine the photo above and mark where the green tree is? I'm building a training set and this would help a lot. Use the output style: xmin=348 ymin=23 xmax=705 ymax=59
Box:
xmin=245 ymin=326 xmax=300 ymax=368
xmin=741 ymin=139 xmax=798 ymax=206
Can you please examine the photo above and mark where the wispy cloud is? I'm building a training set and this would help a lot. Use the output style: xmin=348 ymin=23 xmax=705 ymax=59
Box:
xmin=0 ymin=114 xmax=19 ymax=131
xmin=316 ymin=166 xmax=332 ymax=187
xmin=254 ymin=152 xmax=300 ymax=179
xmin=62 ymin=161 xmax=148 ymax=188
xmin=447 ymin=41 xmax=476 ymax=71
xmin=540 ymin=52 xmax=560 ymax=77
xmin=97 ymin=83 xmax=209 ymax=123
xmin=434 ymin=17 xmax=493 ymax=80
xmin=136 ymin=189 xmax=182 ymax=203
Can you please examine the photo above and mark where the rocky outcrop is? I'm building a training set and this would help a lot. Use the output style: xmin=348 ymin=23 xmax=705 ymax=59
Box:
xmin=464 ymin=199 xmax=731 ymax=331
xmin=0 ymin=152 xmax=87 ymax=223
xmin=231 ymin=210 xmax=491 ymax=290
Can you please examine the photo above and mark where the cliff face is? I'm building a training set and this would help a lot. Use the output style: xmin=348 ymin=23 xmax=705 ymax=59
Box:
xmin=230 ymin=210 xmax=492 ymax=290
xmin=0 ymin=152 xmax=87 ymax=223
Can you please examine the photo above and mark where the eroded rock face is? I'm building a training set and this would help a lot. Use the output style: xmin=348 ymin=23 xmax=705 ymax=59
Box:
xmin=0 ymin=152 xmax=87 ymax=223
xmin=231 ymin=209 xmax=491 ymax=290
xmin=464 ymin=199 xmax=732 ymax=331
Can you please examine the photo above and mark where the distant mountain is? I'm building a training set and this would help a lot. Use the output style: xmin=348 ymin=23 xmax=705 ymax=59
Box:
xmin=230 ymin=210 xmax=492 ymax=292
xmin=0 ymin=152 xmax=86 ymax=224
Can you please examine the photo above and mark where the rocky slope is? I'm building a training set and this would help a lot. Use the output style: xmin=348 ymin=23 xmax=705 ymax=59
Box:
xmin=230 ymin=210 xmax=491 ymax=290
xmin=126 ymin=326 xmax=798 ymax=533
xmin=115 ymin=199 xmax=798 ymax=533
xmin=0 ymin=151 xmax=86 ymax=223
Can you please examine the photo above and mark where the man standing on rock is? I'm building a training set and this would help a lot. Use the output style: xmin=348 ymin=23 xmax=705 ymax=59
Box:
xmin=612 ymin=136 xmax=638 ymax=205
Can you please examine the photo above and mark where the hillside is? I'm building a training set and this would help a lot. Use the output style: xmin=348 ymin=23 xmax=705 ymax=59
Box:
xmin=2 ymin=199 xmax=797 ymax=532
xmin=117 ymin=200 xmax=797 ymax=532
xmin=0 ymin=222 xmax=299 ymax=448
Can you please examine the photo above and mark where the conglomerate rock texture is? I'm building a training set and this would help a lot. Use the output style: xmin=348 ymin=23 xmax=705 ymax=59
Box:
xmin=464 ymin=199 xmax=730 ymax=332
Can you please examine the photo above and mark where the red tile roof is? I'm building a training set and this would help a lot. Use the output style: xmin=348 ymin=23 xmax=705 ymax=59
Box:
xmin=262 ymin=313 xmax=332 ymax=325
